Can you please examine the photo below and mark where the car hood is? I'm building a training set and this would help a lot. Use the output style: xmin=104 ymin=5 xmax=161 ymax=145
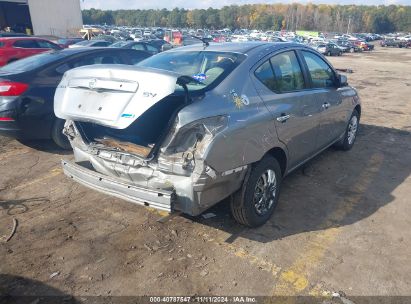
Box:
xmin=54 ymin=65 xmax=184 ymax=129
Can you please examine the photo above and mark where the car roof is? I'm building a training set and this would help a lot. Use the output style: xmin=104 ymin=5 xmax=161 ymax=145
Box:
xmin=167 ymin=42 xmax=303 ymax=55
xmin=52 ymin=47 xmax=127 ymax=55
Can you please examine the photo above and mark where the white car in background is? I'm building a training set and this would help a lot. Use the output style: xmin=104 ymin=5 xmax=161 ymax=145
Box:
xmin=398 ymin=35 xmax=411 ymax=41
xmin=231 ymin=35 xmax=252 ymax=42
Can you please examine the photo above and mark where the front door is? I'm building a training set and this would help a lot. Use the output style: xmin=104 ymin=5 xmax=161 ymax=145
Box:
xmin=299 ymin=50 xmax=347 ymax=149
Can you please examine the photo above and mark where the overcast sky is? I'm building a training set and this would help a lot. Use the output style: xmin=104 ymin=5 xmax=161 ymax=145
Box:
xmin=80 ymin=0 xmax=410 ymax=10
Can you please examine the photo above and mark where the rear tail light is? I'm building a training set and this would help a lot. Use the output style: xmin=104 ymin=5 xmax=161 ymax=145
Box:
xmin=0 ymin=117 xmax=14 ymax=121
xmin=0 ymin=81 xmax=28 ymax=96
xmin=0 ymin=110 xmax=16 ymax=121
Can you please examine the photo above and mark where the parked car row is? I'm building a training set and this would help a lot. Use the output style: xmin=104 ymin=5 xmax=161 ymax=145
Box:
xmin=380 ymin=38 xmax=411 ymax=48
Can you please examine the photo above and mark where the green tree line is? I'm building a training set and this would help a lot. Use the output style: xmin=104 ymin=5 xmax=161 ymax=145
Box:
xmin=82 ymin=4 xmax=411 ymax=33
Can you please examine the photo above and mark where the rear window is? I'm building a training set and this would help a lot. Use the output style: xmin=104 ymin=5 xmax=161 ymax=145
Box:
xmin=93 ymin=41 xmax=111 ymax=47
xmin=73 ymin=40 xmax=92 ymax=46
xmin=0 ymin=51 xmax=66 ymax=72
xmin=110 ymin=41 xmax=130 ymax=48
xmin=137 ymin=51 xmax=245 ymax=91
xmin=13 ymin=39 xmax=39 ymax=48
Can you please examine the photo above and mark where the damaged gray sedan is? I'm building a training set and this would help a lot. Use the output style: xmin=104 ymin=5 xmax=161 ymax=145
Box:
xmin=54 ymin=42 xmax=361 ymax=227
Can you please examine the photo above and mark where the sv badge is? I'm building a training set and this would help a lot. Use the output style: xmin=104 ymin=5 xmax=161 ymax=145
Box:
xmin=143 ymin=92 xmax=157 ymax=98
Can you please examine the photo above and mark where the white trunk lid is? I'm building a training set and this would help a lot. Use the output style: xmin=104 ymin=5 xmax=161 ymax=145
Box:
xmin=54 ymin=65 xmax=180 ymax=129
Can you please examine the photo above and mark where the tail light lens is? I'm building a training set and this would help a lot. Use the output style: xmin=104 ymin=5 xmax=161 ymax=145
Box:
xmin=0 ymin=81 xmax=28 ymax=96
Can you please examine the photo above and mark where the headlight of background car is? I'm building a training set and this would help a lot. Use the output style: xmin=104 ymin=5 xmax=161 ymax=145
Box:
xmin=158 ymin=115 xmax=228 ymax=173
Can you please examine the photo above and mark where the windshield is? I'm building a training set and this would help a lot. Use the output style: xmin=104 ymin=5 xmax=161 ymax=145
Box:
xmin=137 ymin=51 xmax=245 ymax=91
xmin=0 ymin=51 xmax=66 ymax=73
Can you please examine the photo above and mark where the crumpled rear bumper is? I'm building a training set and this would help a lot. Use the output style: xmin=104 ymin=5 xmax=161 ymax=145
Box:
xmin=62 ymin=160 xmax=175 ymax=212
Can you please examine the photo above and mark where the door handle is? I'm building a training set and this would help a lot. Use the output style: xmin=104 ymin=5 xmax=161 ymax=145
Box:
xmin=322 ymin=102 xmax=331 ymax=109
xmin=276 ymin=114 xmax=291 ymax=123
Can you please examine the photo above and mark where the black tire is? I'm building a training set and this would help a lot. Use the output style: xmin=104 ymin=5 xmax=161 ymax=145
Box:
xmin=230 ymin=156 xmax=282 ymax=227
xmin=334 ymin=109 xmax=360 ymax=151
xmin=51 ymin=118 xmax=71 ymax=150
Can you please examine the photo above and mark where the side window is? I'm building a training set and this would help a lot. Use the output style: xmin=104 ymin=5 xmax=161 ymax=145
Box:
xmin=131 ymin=44 xmax=145 ymax=51
xmin=254 ymin=60 xmax=277 ymax=92
xmin=302 ymin=51 xmax=335 ymax=88
xmin=254 ymin=51 xmax=304 ymax=93
xmin=126 ymin=51 xmax=150 ymax=65
xmin=56 ymin=63 xmax=71 ymax=74
xmin=146 ymin=44 xmax=158 ymax=53
xmin=93 ymin=41 xmax=110 ymax=47
xmin=37 ymin=40 xmax=56 ymax=49
xmin=270 ymin=51 xmax=304 ymax=92
xmin=13 ymin=40 xmax=39 ymax=48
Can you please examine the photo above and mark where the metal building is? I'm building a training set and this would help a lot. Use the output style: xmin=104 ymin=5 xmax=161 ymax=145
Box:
xmin=0 ymin=0 xmax=83 ymax=37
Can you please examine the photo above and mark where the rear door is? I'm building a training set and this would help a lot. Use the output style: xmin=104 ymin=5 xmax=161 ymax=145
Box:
xmin=299 ymin=50 xmax=346 ymax=149
xmin=253 ymin=50 xmax=323 ymax=169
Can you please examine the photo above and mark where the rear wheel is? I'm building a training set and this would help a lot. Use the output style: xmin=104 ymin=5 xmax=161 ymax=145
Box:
xmin=51 ymin=118 xmax=71 ymax=150
xmin=230 ymin=156 xmax=282 ymax=227
xmin=327 ymin=51 xmax=331 ymax=56
xmin=335 ymin=109 xmax=360 ymax=151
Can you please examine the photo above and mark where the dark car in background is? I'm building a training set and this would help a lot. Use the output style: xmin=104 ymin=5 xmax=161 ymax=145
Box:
xmin=56 ymin=38 xmax=84 ymax=48
xmin=312 ymin=43 xmax=342 ymax=56
xmin=326 ymin=43 xmax=343 ymax=56
xmin=109 ymin=41 xmax=160 ymax=55
xmin=380 ymin=38 xmax=410 ymax=48
xmin=147 ymin=39 xmax=173 ymax=52
xmin=336 ymin=40 xmax=362 ymax=53
xmin=0 ymin=48 xmax=151 ymax=148
xmin=0 ymin=37 xmax=62 ymax=66
xmin=69 ymin=40 xmax=112 ymax=48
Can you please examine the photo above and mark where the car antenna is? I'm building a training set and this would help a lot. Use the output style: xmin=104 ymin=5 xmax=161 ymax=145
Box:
xmin=191 ymin=35 xmax=209 ymax=48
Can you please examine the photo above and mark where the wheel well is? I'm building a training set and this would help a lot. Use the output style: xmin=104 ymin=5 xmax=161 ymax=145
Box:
xmin=354 ymin=104 xmax=361 ymax=118
xmin=267 ymin=147 xmax=287 ymax=176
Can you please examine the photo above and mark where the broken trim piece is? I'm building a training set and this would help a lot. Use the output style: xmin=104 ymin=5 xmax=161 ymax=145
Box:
xmin=94 ymin=137 xmax=151 ymax=158
xmin=62 ymin=160 xmax=175 ymax=212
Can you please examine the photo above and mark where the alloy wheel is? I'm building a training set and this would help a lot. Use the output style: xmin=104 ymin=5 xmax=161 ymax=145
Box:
xmin=253 ymin=169 xmax=277 ymax=216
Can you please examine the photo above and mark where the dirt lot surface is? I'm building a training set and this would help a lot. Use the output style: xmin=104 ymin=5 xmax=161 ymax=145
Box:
xmin=1 ymin=46 xmax=411 ymax=300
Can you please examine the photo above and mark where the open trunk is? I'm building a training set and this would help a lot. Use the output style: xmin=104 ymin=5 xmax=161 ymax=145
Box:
xmin=55 ymin=65 xmax=190 ymax=158
xmin=75 ymin=94 xmax=186 ymax=158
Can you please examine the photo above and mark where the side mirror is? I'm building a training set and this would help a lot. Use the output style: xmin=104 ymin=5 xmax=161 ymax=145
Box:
xmin=337 ymin=74 xmax=348 ymax=87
